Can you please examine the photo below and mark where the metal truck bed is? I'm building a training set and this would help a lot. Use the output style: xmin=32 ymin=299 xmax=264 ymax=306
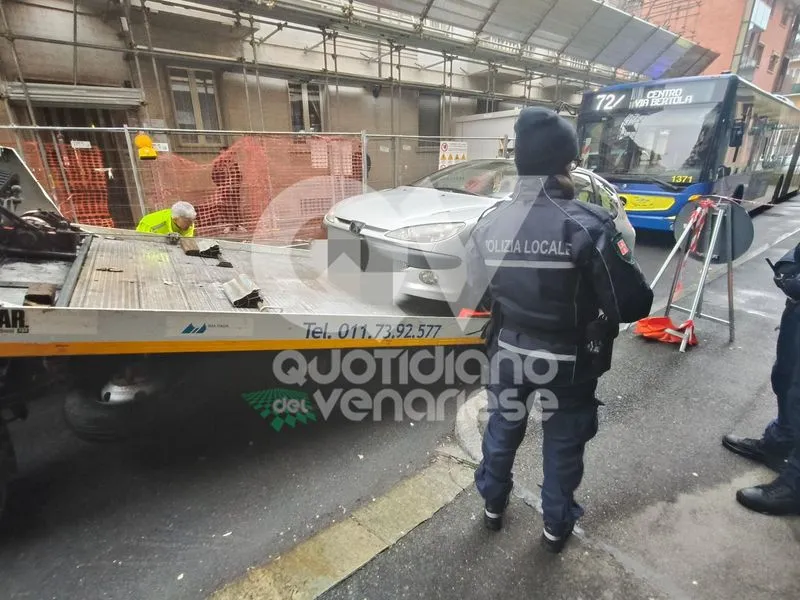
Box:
xmin=68 ymin=232 xmax=416 ymax=316
xmin=1 ymin=230 xmax=483 ymax=358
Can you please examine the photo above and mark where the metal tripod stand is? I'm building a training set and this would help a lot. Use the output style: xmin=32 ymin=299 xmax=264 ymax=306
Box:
xmin=648 ymin=197 xmax=736 ymax=352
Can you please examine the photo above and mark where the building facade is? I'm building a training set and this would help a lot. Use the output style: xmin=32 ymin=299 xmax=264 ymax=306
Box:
xmin=0 ymin=0 xmax=714 ymax=237
xmin=615 ymin=0 xmax=800 ymax=92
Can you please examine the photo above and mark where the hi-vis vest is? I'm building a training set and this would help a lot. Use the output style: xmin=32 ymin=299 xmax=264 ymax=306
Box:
xmin=136 ymin=208 xmax=195 ymax=237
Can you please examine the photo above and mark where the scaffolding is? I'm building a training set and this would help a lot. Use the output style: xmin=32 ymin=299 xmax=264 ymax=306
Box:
xmin=0 ymin=0 xmax=720 ymax=130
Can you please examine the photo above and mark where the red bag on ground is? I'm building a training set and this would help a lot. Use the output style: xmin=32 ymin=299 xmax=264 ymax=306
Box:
xmin=633 ymin=316 xmax=698 ymax=346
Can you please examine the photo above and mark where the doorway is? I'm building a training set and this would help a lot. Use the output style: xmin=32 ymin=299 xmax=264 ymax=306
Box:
xmin=33 ymin=107 xmax=136 ymax=228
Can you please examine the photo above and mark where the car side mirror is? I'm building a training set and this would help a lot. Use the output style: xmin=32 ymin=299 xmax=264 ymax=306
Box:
xmin=618 ymin=195 xmax=627 ymax=207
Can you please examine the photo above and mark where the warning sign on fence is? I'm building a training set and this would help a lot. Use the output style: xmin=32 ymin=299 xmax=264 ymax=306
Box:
xmin=438 ymin=141 xmax=468 ymax=170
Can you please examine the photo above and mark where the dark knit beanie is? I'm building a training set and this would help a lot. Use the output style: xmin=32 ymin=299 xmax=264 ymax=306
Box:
xmin=513 ymin=107 xmax=579 ymax=176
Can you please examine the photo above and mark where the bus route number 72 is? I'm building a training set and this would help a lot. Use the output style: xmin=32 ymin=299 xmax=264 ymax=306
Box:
xmin=595 ymin=93 xmax=625 ymax=111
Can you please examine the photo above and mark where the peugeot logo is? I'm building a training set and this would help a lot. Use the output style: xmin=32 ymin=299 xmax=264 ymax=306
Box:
xmin=349 ymin=220 xmax=365 ymax=235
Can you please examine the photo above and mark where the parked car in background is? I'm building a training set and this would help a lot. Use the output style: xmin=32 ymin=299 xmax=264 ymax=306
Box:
xmin=323 ymin=159 xmax=636 ymax=303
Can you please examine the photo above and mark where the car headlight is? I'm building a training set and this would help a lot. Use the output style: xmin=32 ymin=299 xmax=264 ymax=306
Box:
xmin=323 ymin=211 xmax=335 ymax=224
xmin=384 ymin=222 xmax=466 ymax=244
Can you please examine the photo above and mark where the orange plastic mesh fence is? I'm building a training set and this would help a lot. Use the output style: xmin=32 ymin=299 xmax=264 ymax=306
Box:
xmin=21 ymin=141 xmax=115 ymax=228
xmin=139 ymin=134 xmax=365 ymax=242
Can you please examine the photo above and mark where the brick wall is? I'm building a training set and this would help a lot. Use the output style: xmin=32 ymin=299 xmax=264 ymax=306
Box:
xmin=748 ymin=0 xmax=797 ymax=91
xmin=631 ymin=0 xmax=747 ymax=75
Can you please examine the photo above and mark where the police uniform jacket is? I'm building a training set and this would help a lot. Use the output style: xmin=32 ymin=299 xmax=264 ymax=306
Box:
xmin=464 ymin=176 xmax=654 ymax=385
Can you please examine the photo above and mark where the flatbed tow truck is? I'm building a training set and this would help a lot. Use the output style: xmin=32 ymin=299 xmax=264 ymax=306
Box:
xmin=0 ymin=146 xmax=485 ymax=518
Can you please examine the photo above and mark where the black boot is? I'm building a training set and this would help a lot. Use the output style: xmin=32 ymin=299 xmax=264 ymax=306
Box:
xmin=483 ymin=485 xmax=513 ymax=531
xmin=541 ymin=522 xmax=575 ymax=554
xmin=736 ymin=478 xmax=800 ymax=516
xmin=722 ymin=435 xmax=789 ymax=473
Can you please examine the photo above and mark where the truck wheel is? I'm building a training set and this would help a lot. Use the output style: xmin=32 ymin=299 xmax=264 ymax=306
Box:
xmin=0 ymin=421 xmax=16 ymax=519
xmin=63 ymin=388 xmax=160 ymax=443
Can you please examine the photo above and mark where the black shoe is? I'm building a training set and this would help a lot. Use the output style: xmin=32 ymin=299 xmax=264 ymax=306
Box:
xmin=483 ymin=486 xmax=512 ymax=531
xmin=541 ymin=522 xmax=575 ymax=554
xmin=736 ymin=478 xmax=800 ymax=515
xmin=722 ymin=434 xmax=788 ymax=473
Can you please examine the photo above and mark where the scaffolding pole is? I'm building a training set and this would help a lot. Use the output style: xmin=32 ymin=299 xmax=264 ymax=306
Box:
xmin=141 ymin=0 xmax=168 ymax=123
xmin=322 ymin=28 xmax=331 ymax=131
xmin=333 ymin=31 xmax=340 ymax=133
xmin=250 ymin=15 xmax=265 ymax=131
xmin=72 ymin=0 xmax=78 ymax=86
xmin=121 ymin=0 xmax=150 ymax=123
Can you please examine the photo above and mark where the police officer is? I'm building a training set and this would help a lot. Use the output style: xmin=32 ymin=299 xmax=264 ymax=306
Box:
xmin=722 ymin=243 xmax=800 ymax=515
xmin=462 ymin=107 xmax=653 ymax=553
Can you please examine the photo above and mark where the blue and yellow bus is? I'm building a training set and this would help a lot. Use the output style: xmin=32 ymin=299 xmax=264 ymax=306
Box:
xmin=576 ymin=74 xmax=800 ymax=232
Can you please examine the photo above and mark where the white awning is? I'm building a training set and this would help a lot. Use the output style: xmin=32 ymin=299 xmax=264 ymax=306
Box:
xmin=1 ymin=83 xmax=144 ymax=109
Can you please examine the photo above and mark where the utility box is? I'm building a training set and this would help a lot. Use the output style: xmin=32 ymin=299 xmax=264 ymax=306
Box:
xmin=452 ymin=108 xmax=577 ymax=160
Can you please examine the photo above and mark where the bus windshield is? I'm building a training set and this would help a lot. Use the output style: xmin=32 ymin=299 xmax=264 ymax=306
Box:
xmin=579 ymin=101 xmax=722 ymax=188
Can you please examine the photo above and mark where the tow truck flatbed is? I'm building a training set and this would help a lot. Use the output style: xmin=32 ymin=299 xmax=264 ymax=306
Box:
xmin=0 ymin=147 xmax=484 ymax=359
xmin=0 ymin=232 xmax=483 ymax=357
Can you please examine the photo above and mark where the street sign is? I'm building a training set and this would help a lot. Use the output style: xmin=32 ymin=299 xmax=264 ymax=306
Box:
xmin=438 ymin=141 xmax=468 ymax=170
xmin=674 ymin=199 xmax=754 ymax=264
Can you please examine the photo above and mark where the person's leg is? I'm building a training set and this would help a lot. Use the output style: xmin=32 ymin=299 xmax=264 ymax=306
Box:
xmin=736 ymin=303 xmax=800 ymax=515
xmin=474 ymin=383 xmax=530 ymax=525
xmin=763 ymin=303 xmax=797 ymax=453
xmin=724 ymin=302 xmax=795 ymax=471
xmin=474 ymin=350 xmax=532 ymax=529
xmin=540 ymin=379 xmax=600 ymax=552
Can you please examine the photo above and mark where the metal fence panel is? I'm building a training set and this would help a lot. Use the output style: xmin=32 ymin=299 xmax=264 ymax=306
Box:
xmin=363 ymin=134 xmax=513 ymax=192
xmin=0 ymin=126 xmax=366 ymax=244
xmin=0 ymin=127 xmax=515 ymax=245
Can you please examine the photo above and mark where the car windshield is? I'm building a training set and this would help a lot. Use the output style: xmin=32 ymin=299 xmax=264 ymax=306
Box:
xmin=410 ymin=160 xmax=518 ymax=198
xmin=580 ymin=102 xmax=722 ymax=187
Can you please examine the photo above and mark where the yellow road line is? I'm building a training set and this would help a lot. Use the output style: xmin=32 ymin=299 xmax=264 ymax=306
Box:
xmin=209 ymin=455 xmax=475 ymax=600
xmin=0 ymin=337 xmax=482 ymax=358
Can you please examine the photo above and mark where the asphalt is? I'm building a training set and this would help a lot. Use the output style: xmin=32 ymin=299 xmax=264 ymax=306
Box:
xmin=319 ymin=210 xmax=800 ymax=600
xmin=0 ymin=368 xmax=473 ymax=600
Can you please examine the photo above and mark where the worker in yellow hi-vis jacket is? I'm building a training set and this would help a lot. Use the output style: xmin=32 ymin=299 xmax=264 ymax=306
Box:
xmin=136 ymin=201 xmax=196 ymax=237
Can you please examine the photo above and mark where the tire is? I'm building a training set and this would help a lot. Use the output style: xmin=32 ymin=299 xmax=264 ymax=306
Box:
xmin=63 ymin=388 xmax=161 ymax=443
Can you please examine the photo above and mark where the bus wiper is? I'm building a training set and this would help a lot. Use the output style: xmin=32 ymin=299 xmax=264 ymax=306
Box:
xmin=602 ymin=173 xmax=681 ymax=192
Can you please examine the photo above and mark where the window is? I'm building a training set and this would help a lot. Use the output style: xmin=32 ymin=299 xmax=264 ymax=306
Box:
xmin=769 ymin=53 xmax=780 ymax=72
xmin=594 ymin=178 xmax=620 ymax=218
xmin=288 ymin=83 xmax=322 ymax=132
xmin=755 ymin=43 xmax=765 ymax=67
xmin=167 ymin=67 xmax=221 ymax=145
xmin=751 ymin=0 xmax=772 ymax=29
xmin=782 ymin=6 xmax=793 ymax=26
xmin=418 ymin=92 xmax=441 ymax=150
xmin=409 ymin=159 xmax=516 ymax=199
xmin=572 ymin=171 xmax=596 ymax=205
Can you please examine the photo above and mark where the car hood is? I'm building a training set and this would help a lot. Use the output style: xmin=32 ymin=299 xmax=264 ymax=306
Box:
xmin=329 ymin=186 xmax=504 ymax=230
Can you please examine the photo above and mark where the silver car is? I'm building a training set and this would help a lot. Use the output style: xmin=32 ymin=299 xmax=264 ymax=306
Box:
xmin=323 ymin=159 xmax=637 ymax=303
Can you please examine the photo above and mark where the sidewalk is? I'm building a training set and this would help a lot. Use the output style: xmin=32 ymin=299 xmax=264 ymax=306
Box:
xmin=318 ymin=235 xmax=800 ymax=600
